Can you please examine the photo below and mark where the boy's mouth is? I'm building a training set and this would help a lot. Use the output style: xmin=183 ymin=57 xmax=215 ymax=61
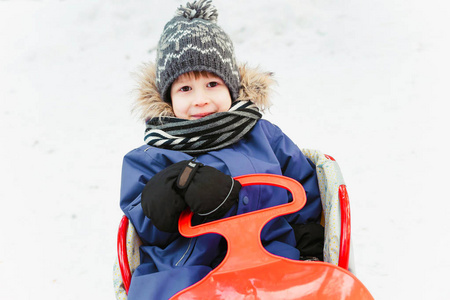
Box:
xmin=191 ymin=112 xmax=215 ymax=119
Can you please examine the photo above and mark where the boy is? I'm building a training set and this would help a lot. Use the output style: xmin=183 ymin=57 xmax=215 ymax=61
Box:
xmin=120 ymin=1 xmax=324 ymax=299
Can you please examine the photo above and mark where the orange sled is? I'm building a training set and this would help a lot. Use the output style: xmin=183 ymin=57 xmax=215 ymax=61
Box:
xmin=114 ymin=150 xmax=374 ymax=299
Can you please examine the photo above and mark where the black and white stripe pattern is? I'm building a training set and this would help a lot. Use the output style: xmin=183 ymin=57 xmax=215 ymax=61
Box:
xmin=144 ymin=101 xmax=262 ymax=154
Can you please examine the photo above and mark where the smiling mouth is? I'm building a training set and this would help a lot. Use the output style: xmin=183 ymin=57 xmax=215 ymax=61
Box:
xmin=191 ymin=112 xmax=215 ymax=119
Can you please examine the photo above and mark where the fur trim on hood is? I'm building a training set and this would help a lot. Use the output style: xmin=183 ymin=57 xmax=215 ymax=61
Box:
xmin=132 ymin=63 xmax=275 ymax=122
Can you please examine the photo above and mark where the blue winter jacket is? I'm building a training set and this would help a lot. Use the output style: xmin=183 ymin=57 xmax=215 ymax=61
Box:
xmin=120 ymin=119 xmax=322 ymax=299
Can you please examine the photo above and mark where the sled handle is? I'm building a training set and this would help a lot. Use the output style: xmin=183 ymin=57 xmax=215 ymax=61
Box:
xmin=339 ymin=185 xmax=351 ymax=269
xmin=178 ymin=174 xmax=306 ymax=272
xmin=117 ymin=215 xmax=131 ymax=293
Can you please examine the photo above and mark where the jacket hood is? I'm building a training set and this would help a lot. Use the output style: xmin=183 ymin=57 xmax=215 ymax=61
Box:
xmin=132 ymin=63 xmax=275 ymax=121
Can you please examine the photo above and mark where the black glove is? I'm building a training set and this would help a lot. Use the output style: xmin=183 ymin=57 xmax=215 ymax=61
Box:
xmin=141 ymin=161 xmax=189 ymax=233
xmin=178 ymin=161 xmax=241 ymax=220
xmin=141 ymin=160 xmax=241 ymax=233
xmin=291 ymin=222 xmax=324 ymax=261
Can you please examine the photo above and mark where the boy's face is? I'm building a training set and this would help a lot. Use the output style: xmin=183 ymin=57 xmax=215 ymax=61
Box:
xmin=170 ymin=72 xmax=232 ymax=120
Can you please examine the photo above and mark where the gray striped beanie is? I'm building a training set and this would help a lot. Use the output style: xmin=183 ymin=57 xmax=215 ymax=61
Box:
xmin=156 ymin=0 xmax=240 ymax=103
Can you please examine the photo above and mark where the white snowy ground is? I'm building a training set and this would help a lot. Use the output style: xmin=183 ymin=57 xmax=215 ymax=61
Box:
xmin=1 ymin=0 xmax=449 ymax=299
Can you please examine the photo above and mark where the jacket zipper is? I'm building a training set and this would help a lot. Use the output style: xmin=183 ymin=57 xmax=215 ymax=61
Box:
xmin=175 ymin=156 xmax=198 ymax=267
xmin=175 ymin=238 xmax=194 ymax=266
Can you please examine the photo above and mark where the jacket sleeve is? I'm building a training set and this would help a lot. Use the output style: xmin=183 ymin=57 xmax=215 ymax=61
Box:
xmin=264 ymin=122 xmax=322 ymax=225
xmin=119 ymin=147 xmax=179 ymax=246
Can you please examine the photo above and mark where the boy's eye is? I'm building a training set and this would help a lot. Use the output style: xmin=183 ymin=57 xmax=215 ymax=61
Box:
xmin=207 ymin=82 xmax=218 ymax=88
xmin=180 ymin=86 xmax=191 ymax=92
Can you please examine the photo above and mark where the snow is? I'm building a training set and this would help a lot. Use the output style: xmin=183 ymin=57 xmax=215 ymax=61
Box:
xmin=0 ymin=0 xmax=448 ymax=299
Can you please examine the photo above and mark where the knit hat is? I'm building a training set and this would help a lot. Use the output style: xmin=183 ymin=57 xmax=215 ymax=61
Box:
xmin=155 ymin=0 xmax=240 ymax=103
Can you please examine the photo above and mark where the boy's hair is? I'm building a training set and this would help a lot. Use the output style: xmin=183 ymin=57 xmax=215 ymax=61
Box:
xmin=155 ymin=0 xmax=240 ymax=103
xmin=176 ymin=70 xmax=215 ymax=80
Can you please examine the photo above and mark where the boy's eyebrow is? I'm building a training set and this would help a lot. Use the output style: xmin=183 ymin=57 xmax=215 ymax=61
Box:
xmin=172 ymin=77 xmax=191 ymax=85
xmin=173 ymin=72 xmax=222 ymax=85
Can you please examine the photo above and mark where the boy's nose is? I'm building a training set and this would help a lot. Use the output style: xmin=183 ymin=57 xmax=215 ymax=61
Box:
xmin=193 ymin=90 xmax=210 ymax=106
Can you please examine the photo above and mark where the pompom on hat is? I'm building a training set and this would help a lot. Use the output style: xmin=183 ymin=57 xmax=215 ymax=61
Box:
xmin=155 ymin=0 xmax=240 ymax=103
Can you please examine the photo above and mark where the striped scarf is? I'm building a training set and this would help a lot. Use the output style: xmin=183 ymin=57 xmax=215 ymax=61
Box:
xmin=144 ymin=101 xmax=262 ymax=154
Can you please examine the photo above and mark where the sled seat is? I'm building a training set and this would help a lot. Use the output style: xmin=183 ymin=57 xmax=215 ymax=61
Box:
xmin=301 ymin=149 xmax=354 ymax=270
xmin=113 ymin=149 xmax=355 ymax=299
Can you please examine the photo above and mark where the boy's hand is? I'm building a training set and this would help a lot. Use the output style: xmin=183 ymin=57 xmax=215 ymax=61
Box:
xmin=178 ymin=161 xmax=241 ymax=220
xmin=291 ymin=222 xmax=325 ymax=261
xmin=141 ymin=161 xmax=188 ymax=233
xmin=141 ymin=160 xmax=241 ymax=233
